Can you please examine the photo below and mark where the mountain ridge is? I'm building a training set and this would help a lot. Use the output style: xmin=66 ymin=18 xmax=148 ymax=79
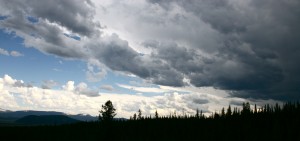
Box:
xmin=0 ymin=110 xmax=98 ymax=125
xmin=15 ymin=115 xmax=81 ymax=125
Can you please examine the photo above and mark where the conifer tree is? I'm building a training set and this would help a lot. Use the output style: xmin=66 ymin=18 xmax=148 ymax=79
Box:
xmin=99 ymin=100 xmax=116 ymax=121
xmin=196 ymin=109 xmax=200 ymax=119
xmin=200 ymin=110 xmax=204 ymax=119
xmin=138 ymin=109 xmax=142 ymax=120
xmin=242 ymin=102 xmax=251 ymax=115
xmin=155 ymin=110 xmax=159 ymax=119
xmin=221 ymin=107 xmax=225 ymax=117
xmin=226 ymin=105 xmax=232 ymax=117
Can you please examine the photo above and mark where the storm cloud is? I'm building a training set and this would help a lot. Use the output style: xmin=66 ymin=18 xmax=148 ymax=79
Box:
xmin=0 ymin=0 xmax=300 ymax=100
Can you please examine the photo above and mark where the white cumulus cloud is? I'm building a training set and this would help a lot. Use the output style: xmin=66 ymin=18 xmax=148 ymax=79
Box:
xmin=0 ymin=74 xmax=282 ymax=118
xmin=0 ymin=48 xmax=23 ymax=57
xmin=10 ymin=51 xmax=23 ymax=57
xmin=62 ymin=81 xmax=75 ymax=91
xmin=0 ymin=48 xmax=9 ymax=56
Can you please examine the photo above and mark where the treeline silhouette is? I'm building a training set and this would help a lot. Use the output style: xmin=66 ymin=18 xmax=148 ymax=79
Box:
xmin=1 ymin=102 xmax=300 ymax=141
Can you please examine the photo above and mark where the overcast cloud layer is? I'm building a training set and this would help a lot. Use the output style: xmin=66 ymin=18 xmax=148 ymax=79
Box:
xmin=1 ymin=0 xmax=300 ymax=100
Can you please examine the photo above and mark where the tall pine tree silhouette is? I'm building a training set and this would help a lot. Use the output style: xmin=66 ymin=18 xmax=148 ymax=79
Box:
xmin=138 ymin=109 xmax=142 ymax=120
xmin=155 ymin=110 xmax=159 ymax=119
xmin=99 ymin=100 xmax=116 ymax=121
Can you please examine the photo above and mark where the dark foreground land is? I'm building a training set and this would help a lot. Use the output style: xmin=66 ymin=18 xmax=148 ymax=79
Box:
xmin=1 ymin=102 xmax=300 ymax=141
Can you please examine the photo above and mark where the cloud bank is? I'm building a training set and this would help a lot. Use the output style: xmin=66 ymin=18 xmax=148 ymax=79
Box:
xmin=0 ymin=0 xmax=300 ymax=100
xmin=0 ymin=74 xmax=280 ymax=117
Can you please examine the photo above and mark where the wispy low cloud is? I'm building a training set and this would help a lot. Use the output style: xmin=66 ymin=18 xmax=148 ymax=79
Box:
xmin=41 ymin=80 xmax=58 ymax=89
xmin=0 ymin=48 xmax=9 ymax=56
xmin=0 ymin=74 xmax=282 ymax=118
xmin=100 ymin=85 xmax=114 ymax=91
xmin=10 ymin=51 xmax=24 ymax=57
xmin=117 ymin=84 xmax=175 ymax=93
xmin=52 ymin=68 xmax=62 ymax=72
xmin=0 ymin=48 xmax=23 ymax=57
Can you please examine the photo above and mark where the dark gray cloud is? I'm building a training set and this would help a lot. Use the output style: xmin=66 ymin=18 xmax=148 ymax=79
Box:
xmin=0 ymin=0 xmax=99 ymax=37
xmin=88 ymin=35 xmax=185 ymax=86
xmin=145 ymin=0 xmax=300 ymax=100
xmin=0 ymin=0 xmax=95 ymax=59
xmin=229 ymin=99 xmax=244 ymax=106
xmin=192 ymin=99 xmax=209 ymax=105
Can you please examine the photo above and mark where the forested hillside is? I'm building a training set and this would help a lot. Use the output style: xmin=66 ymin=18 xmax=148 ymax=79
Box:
xmin=1 ymin=102 xmax=300 ymax=141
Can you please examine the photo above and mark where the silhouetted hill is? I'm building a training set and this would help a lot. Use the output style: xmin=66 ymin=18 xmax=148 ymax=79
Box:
xmin=68 ymin=114 xmax=98 ymax=121
xmin=0 ymin=117 xmax=18 ymax=126
xmin=0 ymin=110 xmax=65 ymax=118
xmin=0 ymin=110 xmax=98 ymax=124
xmin=15 ymin=115 xmax=81 ymax=125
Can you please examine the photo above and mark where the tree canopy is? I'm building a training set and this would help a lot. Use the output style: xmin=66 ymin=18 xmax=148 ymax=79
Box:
xmin=99 ymin=100 xmax=116 ymax=121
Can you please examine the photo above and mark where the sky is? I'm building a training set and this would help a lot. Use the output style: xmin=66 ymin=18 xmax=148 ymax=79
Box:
xmin=0 ymin=0 xmax=299 ymax=118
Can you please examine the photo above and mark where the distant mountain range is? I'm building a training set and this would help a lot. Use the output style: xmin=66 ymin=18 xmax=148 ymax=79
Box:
xmin=0 ymin=110 xmax=98 ymax=126
xmin=15 ymin=115 xmax=80 ymax=125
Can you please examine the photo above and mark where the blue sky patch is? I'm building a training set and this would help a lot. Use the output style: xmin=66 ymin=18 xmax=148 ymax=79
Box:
xmin=27 ymin=16 xmax=39 ymax=23
xmin=64 ymin=33 xmax=81 ymax=41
